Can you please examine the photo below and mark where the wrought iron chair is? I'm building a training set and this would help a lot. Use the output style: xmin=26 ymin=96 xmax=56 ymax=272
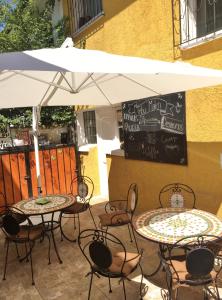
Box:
xmin=159 ymin=234 xmax=222 ymax=300
xmin=98 ymin=183 xmax=139 ymax=249
xmin=0 ymin=205 xmax=51 ymax=285
xmin=59 ymin=175 xmax=96 ymax=242
xmin=78 ymin=229 xmax=144 ymax=300
xmin=159 ymin=183 xmax=196 ymax=208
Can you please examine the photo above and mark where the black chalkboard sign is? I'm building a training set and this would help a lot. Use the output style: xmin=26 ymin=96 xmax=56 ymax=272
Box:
xmin=122 ymin=92 xmax=187 ymax=165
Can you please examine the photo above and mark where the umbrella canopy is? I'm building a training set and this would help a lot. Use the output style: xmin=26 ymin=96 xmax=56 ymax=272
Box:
xmin=1 ymin=46 xmax=222 ymax=108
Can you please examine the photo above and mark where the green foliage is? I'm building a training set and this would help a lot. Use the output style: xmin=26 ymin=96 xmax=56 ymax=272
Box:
xmin=0 ymin=0 xmax=74 ymax=128
xmin=40 ymin=106 xmax=75 ymax=128
xmin=0 ymin=0 xmax=69 ymax=51
xmin=0 ymin=106 xmax=75 ymax=128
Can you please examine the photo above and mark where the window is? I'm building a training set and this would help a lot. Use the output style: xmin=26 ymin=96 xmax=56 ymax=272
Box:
xmin=196 ymin=0 xmax=222 ymax=37
xmin=176 ymin=0 xmax=222 ymax=46
xmin=68 ymin=0 xmax=104 ymax=35
xmin=83 ymin=111 xmax=97 ymax=144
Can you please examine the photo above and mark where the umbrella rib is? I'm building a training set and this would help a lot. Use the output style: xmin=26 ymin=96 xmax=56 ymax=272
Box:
xmin=120 ymin=74 xmax=161 ymax=95
xmin=90 ymin=75 xmax=113 ymax=106
xmin=74 ymin=73 xmax=94 ymax=92
xmin=40 ymin=73 xmax=66 ymax=106
xmin=59 ymin=72 xmax=75 ymax=93
xmin=11 ymin=70 xmax=75 ymax=93
xmin=39 ymin=72 xmax=61 ymax=106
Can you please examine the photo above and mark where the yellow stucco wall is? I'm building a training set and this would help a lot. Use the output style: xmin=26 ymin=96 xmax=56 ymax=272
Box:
xmin=68 ymin=0 xmax=222 ymax=216
xmin=79 ymin=147 xmax=100 ymax=196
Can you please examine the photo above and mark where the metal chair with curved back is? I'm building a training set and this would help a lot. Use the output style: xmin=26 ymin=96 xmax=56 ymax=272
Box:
xmin=59 ymin=175 xmax=96 ymax=242
xmin=98 ymin=183 xmax=139 ymax=250
xmin=78 ymin=229 xmax=144 ymax=300
xmin=159 ymin=183 xmax=196 ymax=209
xmin=159 ymin=234 xmax=222 ymax=300
xmin=0 ymin=205 xmax=51 ymax=285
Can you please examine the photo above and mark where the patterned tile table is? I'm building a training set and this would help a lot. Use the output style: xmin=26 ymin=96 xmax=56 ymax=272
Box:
xmin=13 ymin=194 xmax=75 ymax=216
xmin=13 ymin=194 xmax=75 ymax=263
xmin=134 ymin=207 xmax=222 ymax=245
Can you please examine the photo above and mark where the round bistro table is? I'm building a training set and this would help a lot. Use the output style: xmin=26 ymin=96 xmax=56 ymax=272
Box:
xmin=13 ymin=194 xmax=75 ymax=263
xmin=134 ymin=207 xmax=222 ymax=277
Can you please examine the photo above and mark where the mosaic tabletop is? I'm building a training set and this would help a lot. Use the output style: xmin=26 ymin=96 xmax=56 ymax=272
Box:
xmin=13 ymin=194 xmax=75 ymax=216
xmin=134 ymin=208 xmax=222 ymax=245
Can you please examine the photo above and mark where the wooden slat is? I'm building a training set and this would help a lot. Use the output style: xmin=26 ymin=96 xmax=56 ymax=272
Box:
xmin=39 ymin=150 xmax=46 ymax=196
xmin=2 ymin=154 xmax=14 ymax=204
xmin=29 ymin=151 xmax=38 ymax=198
xmin=10 ymin=153 xmax=21 ymax=203
xmin=0 ymin=155 xmax=6 ymax=205
xmin=18 ymin=153 xmax=29 ymax=200
xmin=50 ymin=149 xmax=60 ymax=194
xmin=63 ymin=147 xmax=72 ymax=194
xmin=69 ymin=146 xmax=77 ymax=194
xmin=43 ymin=150 xmax=53 ymax=195
xmin=57 ymin=148 xmax=66 ymax=194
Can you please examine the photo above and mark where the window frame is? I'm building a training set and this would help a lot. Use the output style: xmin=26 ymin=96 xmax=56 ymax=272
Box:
xmin=83 ymin=110 xmax=97 ymax=144
xmin=67 ymin=0 xmax=104 ymax=37
xmin=179 ymin=0 xmax=222 ymax=48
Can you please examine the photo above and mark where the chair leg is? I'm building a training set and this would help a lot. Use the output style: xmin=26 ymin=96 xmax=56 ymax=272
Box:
xmin=60 ymin=213 xmax=77 ymax=243
xmin=127 ymin=224 xmax=133 ymax=243
xmin=88 ymin=272 xmax=94 ymax=300
xmin=25 ymin=242 xmax=29 ymax=262
xmin=3 ymin=240 xmax=9 ymax=281
xmin=130 ymin=223 xmax=139 ymax=251
xmin=74 ymin=214 xmax=77 ymax=230
xmin=77 ymin=213 xmax=81 ymax=236
xmin=88 ymin=206 xmax=97 ymax=229
xmin=59 ymin=211 xmax=64 ymax=242
xmin=45 ymin=233 xmax=51 ymax=265
xmin=108 ymin=276 xmax=112 ymax=293
xmin=122 ymin=278 xmax=127 ymax=300
xmin=139 ymin=263 xmax=144 ymax=299
xmin=15 ymin=243 xmax=20 ymax=258
xmin=28 ymin=241 xmax=35 ymax=285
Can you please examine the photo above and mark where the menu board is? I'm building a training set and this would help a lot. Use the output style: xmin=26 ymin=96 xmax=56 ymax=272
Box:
xmin=122 ymin=92 xmax=187 ymax=165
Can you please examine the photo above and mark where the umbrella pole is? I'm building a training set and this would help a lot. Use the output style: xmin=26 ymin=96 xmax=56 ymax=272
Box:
xmin=32 ymin=106 xmax=42 ymax=195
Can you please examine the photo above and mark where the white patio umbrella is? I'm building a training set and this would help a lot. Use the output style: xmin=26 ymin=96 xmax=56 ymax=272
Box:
xmin=1 ymin=39 xmax=222 ymax=194
xmin=1 ymin=43 xmax=222 ymax=108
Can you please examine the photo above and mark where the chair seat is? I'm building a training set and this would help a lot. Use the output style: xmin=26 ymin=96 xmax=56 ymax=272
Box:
xmin=98 ymin=211 xmax=130 ymax=227
xmin=62 ymin=202 xmax=89 ymax=214
xmin=94 ymin=251 xmax=141 ymax=277
xmin=170 ymin=259 xmax=216 ymax=286
xmin=109 ymin=251 xmax=141 ymax=276
xmin=8 ymin=225 xmax=43 ymax=241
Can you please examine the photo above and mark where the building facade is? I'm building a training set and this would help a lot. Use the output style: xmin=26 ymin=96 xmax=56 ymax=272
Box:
xmin=63 ymin=0 xmax=222 ymax=216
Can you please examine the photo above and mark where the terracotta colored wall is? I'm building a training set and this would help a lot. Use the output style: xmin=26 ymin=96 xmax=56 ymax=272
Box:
xmin=66 ymin=0 xmax=222 ymax=216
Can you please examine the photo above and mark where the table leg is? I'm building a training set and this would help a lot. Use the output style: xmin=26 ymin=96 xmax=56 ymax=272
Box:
xmin=144 ymin=260 xmax=162 ymax=278
xmin=50 ymin=212 xmax=63 ymax=264
xmin=144 ymin=243 xmax=165 ymax=278
xmin=40 ymin=213 xmax=63 ymax=264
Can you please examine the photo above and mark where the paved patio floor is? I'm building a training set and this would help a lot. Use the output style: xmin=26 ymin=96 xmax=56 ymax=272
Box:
xmin=0 ymin=197 xmax=221 ymax=300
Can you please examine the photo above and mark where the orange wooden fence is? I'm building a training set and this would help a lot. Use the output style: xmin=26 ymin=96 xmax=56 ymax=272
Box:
xmin=0 ymin=145 xmax=77 ymax=206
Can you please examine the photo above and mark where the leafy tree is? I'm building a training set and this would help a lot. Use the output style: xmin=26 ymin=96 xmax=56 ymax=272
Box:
xmin=0 ymin=0 xmax=69 ymax=51
xmin=0 ymin=106 xmax=75 ymax=128
xmin=0 ymin=0 xmax=74 ymax=128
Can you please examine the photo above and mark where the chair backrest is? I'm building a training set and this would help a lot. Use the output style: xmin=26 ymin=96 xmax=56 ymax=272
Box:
xmin=78 ymin=229 xmax=127 ymax=276
xmin=159 ymin=183 xmax=196 ymax=208
xmin=126 ymin=183 xmax=138 ymax=216
xmin=165 ymin=234 xmax=222 ymax=284
xmin=0 ymin=206 xmax=28 ymax=237
xmin=70 ymin=175 xmax=94 ymax=203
